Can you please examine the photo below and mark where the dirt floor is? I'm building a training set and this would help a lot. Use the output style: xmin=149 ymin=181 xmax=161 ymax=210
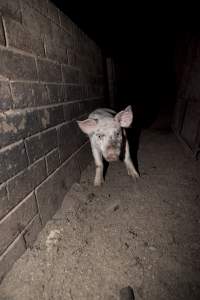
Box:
xmin=0 ymin=128 xmax=200 ymax=300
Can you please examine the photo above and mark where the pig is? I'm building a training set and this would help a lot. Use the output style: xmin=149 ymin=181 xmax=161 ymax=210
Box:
xmin=77 ymin=105 xmax=139 ymax=186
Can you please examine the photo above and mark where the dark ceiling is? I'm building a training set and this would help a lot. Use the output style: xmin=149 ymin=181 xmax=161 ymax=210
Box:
xmin=51 ymin=1 xmax=185 ymax=56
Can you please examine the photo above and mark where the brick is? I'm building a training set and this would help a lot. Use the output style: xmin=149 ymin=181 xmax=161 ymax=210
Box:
xmin=0 ymin=48 xmax=38 ymax=81
xmin=0 ymin=141 xmax=28 ymax=185
xmin=23 ymin=214 xmax=42 ymax=248
xmin=35 ymin=156 xmax=80 ymax=225
xmin=59 ymin=11 xmax=74 ymax=35
xmin=7 ymin=158 xmax=47 ymax=208
xmin=68 ymin=49 xmax=78 ymax=66
xmin=46 ymin=148 xmax=60 ymax=175
xmin=47 ymin=1 xmax=59 ymax=23
xmin=45 ymin=22 xmax=72 ymax=63
xmin=38 ymin=105 xmax=64 ymax=130
xmin=21 ymin=1 xmax=50 ymax=37
xmin=0 ymin=17 xmax=5 ymax=46
xmin=0 ymin=81 xmax=12 ymax=111
xmin=0 ymin=234 xmax=26 ymax=283
xmin=79 ymin=101 xmax=90 ymax=116
xmin=47 ymin=84 xmax=66 ymax=104
xmin=63 ymin=102 xmax=80 ymax=121
xmin=76 ymin=142 xmax=92 ymax=172
xmin=67 ymin=85 xmax=82 ymax=101
xmin=0 ymin=184 xmax=8 ymax=220
xmin=0 ymin=109 xmax=42 ymax=148
xmin=11 ymin=82 xmax=49 ymax=109
xmin=25 ymin=109 xmax=43 ymax=135
xmin=58 ymin=121 xmax=79 ymax=162
xmin=4 ymin=16 xmax=45 ymax=57
xmin=26 ymin=0 xmax=48 ymax=16
xmin=0 ymin=192 xmax=37 ymax=255
xmin=37 ymin=58 xmax=62 ymax=83
xmin=25 ymin=128 xmax=57 ymax=163
xmin=0 ymin=0 xmax=22 ymax=22
xmin=62 ymin=65 xmax=80 ymax=84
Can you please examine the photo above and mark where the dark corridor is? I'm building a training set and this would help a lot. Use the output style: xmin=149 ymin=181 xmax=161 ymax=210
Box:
xmin=52 ymin=1 xmax=178 ymax=128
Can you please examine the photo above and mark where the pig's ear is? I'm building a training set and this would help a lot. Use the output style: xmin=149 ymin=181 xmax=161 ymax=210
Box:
xmin=77 ymin=119 xmax=97 ymax=135
xmin=114 ymin=105 xmax=133 ymax=128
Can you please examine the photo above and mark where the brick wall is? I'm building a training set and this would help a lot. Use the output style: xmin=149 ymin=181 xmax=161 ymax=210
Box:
xmin=0 ymin=0 xmax=106 ymax=281
xmin=172 ymin=32 xmax=200 ymax=157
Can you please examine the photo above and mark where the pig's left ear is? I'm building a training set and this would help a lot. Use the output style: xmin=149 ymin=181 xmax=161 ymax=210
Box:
xmin=77 ymin=118 xmax=97 ymax=135
xmin=114 ymin=105 xmax=133 ymax=128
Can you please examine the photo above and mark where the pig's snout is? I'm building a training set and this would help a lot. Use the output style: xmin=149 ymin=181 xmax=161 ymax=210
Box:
xmin=105 ymin=145 xmax=119 ymax=162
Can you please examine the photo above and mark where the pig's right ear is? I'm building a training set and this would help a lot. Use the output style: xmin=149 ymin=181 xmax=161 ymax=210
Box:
xmin=77 ymin=119 xmax=97 ymax=135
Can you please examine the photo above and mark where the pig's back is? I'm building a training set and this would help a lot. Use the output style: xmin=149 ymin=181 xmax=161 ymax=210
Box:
xmin=89 ymin=108 xmax=116 ymax=121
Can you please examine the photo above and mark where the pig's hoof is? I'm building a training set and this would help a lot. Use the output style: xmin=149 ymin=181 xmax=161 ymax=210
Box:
xmin=127 ymin=169 xmax=139 ymax=179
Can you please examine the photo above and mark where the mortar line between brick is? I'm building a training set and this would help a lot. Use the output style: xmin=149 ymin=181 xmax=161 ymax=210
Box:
xmin=44 ymin=155 xmax=49 ymax=176
xmin=33 ymin=190 xmax=43 ymax=225
xmin=0 ymin=191 xmax=35 ymax=224
xmin=8 ymin=81 xmax=14 ymax=110
xmin=23 ymin=139 xmax=31 ymax=165
xmin=0 ymin=139 xmax=23 ymax=154
xmin=0 ymin=232 xmax=25 ymax=260
xmin=35 ymin=140 xmax=90 ymax=188
xmin=34 ymin=57 xmax=40 ymax=85
xmin=0 ymin=212 xmax=40 ymax=256
xmin=0 ymin=97 xmax=102 ymax=115
xmin=1 ymin=17 xmax=8 ymax=47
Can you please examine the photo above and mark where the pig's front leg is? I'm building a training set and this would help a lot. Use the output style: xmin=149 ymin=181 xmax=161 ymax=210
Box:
xmin=124 ymin=139 xmax=139 ymax=179
xmin=91 ymin=141 xmax=104 ymax=186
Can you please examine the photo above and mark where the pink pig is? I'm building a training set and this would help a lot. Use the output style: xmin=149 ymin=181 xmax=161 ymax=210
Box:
xmin=77 ymin=105 xmax=139 ymax=186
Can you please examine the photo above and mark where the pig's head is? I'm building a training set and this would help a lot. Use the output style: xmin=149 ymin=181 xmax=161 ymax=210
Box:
xmin=77 ymin=106 xmax=133 ymax=162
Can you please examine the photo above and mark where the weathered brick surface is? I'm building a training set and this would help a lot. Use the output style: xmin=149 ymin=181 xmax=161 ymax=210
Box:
xmin=37 ymin=58 xmax=62 ymax=83
xmin=23 ymin=214 xmax=42 ymax=248
xmin=45 ymin=23 xmax=72 ymax=63
xmin=62 ymin=65 xmax=80 ymax=83
xmin=0 ymin=109 xmax=42 ymax=148
xmin=0 ymin=141 xmax=28 ymax=184
xmin=21 ymin=1 xmax=50 ymax=37
xmin=67 ymin=85 xmax=82 ymax=101
xmin=76 ymin=142 xmax=92 ymax=172
xmin=47 ymin=84 xmax=66 ymax=104
xmin=0 ymin=192 xmax=37 ymax=255
xmin=11 ymin=82 xmax=49 ymax=108
xmin=58 ymin=121 xmax=79 ymax=162
xmin=26 ymin=0 xmax=48 ymax=15
xmin=67 ymin=50 xmax=78 ymax=66
xmin=46 ymin=148 xmax=60 ymax=175
xmin=0 ymin=184 xmax=8 ymax=220
xmin=63 ymin=102 xmax=80 ymax=121
xmin=47 ymin=1 xmax=59 ymax=24
xmin=25 ymin=128 xmax=57 ymax=163
xmin=0 ymin=234 xmax=26 ymax=282
xmin=7 ymin=158 xmax=47 ymax=209
xmin=0 ymin=48 xmax=38 ymax=81
xmin=59 ymin=11 xmax=74 ymax=35
xmin=38 ymin=105 xmax=65 ymax=130
xmin=0 ymin=0 xmax=22 ymax=22
xmin=0 ymin=17 xmax=5 ymax=46
xmin=0 ymin=0 xmax=106 ymax=279
xmin=0 ymin=81 xmax=12 ymax=111
xmin=4 ymin=16 xmax=45 ymax=56
xmin=35 ymin=156 xmax=80 ymax=225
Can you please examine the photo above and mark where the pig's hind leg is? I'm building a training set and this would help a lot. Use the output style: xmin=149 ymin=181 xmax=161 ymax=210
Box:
xmin=91 ymin=146 xmax=104 ymax=186
xmin=124 ymin=140 xmax=139 ymax=179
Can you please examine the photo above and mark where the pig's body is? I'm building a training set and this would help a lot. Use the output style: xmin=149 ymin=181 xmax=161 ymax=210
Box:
xmin=77 ymin=106 xmax=139 ymax=186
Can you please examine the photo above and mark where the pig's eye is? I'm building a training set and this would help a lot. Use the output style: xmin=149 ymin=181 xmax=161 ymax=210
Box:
xmin=97 ymin=134 xmax=104 ymax=140
xmin=116 ymin=132 xmax=120 ymax=137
